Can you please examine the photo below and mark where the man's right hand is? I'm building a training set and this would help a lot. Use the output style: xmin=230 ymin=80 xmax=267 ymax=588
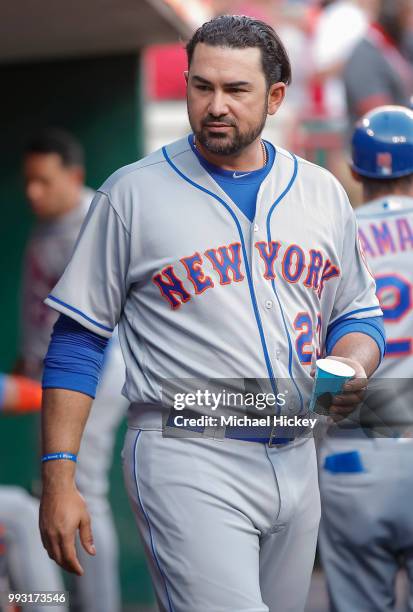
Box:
xmin=39 ymin=483 xmax=96 ymax=575
xmin=40 ymin=388 xmax=95 ymax=574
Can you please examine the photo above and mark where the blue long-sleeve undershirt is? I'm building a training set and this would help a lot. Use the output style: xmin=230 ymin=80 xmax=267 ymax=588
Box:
xmin=42 ymin=314 xmax=109 ymax=398
xmin=326 ymin=316 xmax=385 ymax=362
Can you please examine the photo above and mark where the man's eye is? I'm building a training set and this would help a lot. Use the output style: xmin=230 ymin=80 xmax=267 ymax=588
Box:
xmin=196 ymin=85 xmax=211 ymax=91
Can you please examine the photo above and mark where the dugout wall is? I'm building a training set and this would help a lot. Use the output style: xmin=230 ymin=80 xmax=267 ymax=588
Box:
xmin=0 ymin=53 xmax=154 ymax=607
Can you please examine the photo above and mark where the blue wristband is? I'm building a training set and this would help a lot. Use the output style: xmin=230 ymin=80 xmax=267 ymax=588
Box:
xmin=41 ymin=452 xmax=77 ymax=463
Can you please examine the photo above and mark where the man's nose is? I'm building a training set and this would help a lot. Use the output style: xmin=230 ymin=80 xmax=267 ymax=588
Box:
xmin=208 ymin=91 xmax=229 ymax=118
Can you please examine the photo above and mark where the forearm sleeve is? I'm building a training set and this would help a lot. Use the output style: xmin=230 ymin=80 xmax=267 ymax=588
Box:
xmin=42 ymin=314 xmax=109 ymax=398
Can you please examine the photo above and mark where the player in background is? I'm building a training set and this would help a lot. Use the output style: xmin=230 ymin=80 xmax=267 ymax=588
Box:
xmin=344 ymin=0 xmax=413 ymax=126
xmin=318 ymin=105 xmax=413 ymax=611
xmin=0 ymin=488 xmax=68 ymax=612
xmin=1 ymin=375 xmax=67 ymax=612
xmin=310 ymin=0 xmax=368 ymax=120
xmin=15 ymin=129 xmax=128 ymax=612
xmin=0 ymin=373 xmax=41 ymax=413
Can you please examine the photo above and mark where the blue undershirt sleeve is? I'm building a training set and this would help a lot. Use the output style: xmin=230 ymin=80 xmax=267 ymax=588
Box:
xmin=326 ymin=316 xmax=386 ymax=363
xmin=42 ymin=313 xmax=110 ymax=398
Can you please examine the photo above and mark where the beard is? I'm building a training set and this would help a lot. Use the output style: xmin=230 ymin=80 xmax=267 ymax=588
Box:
xmin=188 ymin=103 xmax=268 ymax=157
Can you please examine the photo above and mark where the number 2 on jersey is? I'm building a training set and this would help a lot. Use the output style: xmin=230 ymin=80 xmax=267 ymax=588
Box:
xmin=294 ymin=312 xmax=322 ymax=364
xmin=375 ymin=273 xmax=412 ymax=357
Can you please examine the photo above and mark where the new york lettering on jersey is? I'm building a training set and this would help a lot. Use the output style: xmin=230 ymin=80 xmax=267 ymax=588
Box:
xmin=152 ymin=241 xmax=339 ymax=309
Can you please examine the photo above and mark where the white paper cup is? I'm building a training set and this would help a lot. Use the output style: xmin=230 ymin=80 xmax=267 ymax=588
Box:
xmin=309 ymin=358 xmax=355 ymax=414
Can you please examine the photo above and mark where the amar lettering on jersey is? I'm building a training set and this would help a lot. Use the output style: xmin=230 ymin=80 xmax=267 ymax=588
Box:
xmin=358 ymin=217 xmax=413 ymax=258
xmin=152 ymin=241 xmax=340 ymax=310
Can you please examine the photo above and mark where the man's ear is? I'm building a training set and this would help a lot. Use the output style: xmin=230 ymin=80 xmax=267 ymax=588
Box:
xmin=69 ymin=165 xmax=85 ymax=186
xmin=267 ymin=83 xmax=286 ymax=116
xmin=184 ymin=71 xmax=189 ymax=84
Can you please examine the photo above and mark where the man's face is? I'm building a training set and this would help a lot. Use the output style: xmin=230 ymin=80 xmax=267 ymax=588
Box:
xmin=23 ymin=153 xmax=83 ymax=220
xmin=186 ymin=43 xmax=275 ymax=156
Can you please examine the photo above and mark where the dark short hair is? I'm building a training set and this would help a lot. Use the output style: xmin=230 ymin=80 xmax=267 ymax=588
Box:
xmin=24 ymin=128 xmax=84 ymax=167
xmin=362 ymin=174 xmax=413 ymax=200
xmin=186 ymin=15 xmax=292 ymax=88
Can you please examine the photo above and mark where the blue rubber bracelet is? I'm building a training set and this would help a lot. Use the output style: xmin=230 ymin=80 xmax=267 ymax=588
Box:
xmin=41 ymin=452 xmax=77 ymax=463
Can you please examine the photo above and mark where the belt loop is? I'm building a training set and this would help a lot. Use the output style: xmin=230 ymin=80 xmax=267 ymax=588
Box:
xmin=211 ymin=423 xmax=226 ymax=440
xmin=268 ymin=427 xmax=288 ymax=448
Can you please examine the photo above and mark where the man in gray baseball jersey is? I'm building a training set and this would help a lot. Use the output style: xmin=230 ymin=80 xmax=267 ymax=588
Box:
xmin=38 ymin=17 xmax=384 ymax=612
xmin=318 ymin=105 xmax=413 ymax=611
xmin=344 ymin=0 xmax=413 ymax=126
xmin=16 ymin=129 xmax=127 ymax=612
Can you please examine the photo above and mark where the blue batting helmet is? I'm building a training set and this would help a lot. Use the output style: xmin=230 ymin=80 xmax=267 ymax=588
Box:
xmin=351 ymin=105 xmax=413 ymax=179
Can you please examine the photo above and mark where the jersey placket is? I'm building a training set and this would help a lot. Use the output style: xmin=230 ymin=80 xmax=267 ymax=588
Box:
xmin=253 ymin=154 xmax=304 ymax=413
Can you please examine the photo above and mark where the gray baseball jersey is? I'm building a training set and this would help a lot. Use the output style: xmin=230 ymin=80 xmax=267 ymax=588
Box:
xmin=44 ymin=136 xmax=382 ymax=612
xmin=45 ymin=137 xmax=381 ymax=414
xmin=357 ymin=195 xmax=413 ymax=376
xmin=318 ymin=196 xmax=413 ymax=612
xmin=19 ymin=187 xmax=93 ymax=379
xmin=356 ymin=195 xmax=413 ymax=431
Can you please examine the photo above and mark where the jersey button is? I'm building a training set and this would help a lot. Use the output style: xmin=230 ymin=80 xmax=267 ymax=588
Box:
xmin=265 ymin=300 xmax=273 ymax=309
xmin=254 ymin=224 xmax=259 ymax=232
